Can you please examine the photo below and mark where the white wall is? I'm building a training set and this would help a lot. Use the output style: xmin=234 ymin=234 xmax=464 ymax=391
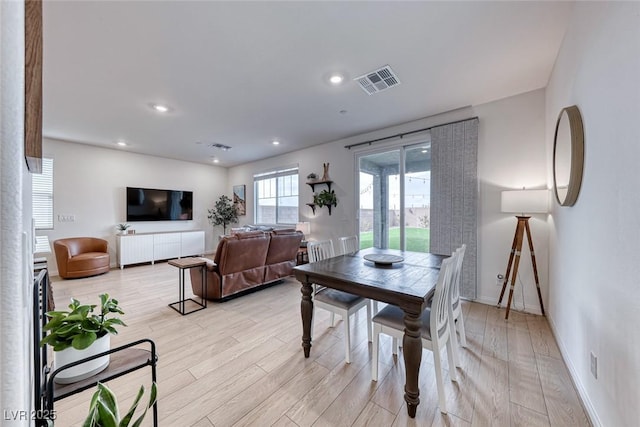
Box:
xmin=475 ymin=89 xmax=548 ymax=311
xmin=545 ymin=3 xmax=640 ymax=426
xmin=0 ymin=0 xmax=32 ymax=425
xmin=229 ymin=88 xmax=548 ymax=313
xmin=41 ymin=138 xmax=228 ymax=274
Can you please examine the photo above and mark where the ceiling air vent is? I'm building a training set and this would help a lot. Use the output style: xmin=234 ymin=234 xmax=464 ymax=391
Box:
xmin=208 ymin=143 xmax=232 ymax=151
xmin=354 ymin=65 xmax=401 ymax=95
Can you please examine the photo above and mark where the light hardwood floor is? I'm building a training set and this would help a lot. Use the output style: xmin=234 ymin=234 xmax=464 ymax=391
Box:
xmin=50 ymin=262 xmax=590 ymax=426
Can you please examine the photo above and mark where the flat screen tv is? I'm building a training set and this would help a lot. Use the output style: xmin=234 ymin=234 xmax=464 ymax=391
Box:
xmin=126 ymin=187 xmax=193 ymax=221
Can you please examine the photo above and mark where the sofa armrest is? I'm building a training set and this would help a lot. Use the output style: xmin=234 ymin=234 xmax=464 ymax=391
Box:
xmin=196 ymin=257 xmax=217 ymax=271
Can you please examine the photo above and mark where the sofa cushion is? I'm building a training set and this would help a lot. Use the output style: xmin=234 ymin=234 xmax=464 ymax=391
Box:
xmin=214 ymin=232 xmax=269 ymax=275
xmin=265 ymin=230 xmax=302 ymax=264
xmin=264 ymin=229 xmax=303 ymax=283
xmin=246 ymin=225 xmax=274 ymax=232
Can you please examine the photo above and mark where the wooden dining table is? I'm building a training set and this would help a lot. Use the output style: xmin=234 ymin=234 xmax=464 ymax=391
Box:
xmin=293 ymin=247 xmax=446 ymax=418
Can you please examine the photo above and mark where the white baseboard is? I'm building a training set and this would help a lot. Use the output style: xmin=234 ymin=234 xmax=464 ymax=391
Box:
xmin=546 ymin=315 xmax=601 ymax=427
xmin=473 ymin=296 xmax=543 ymax=315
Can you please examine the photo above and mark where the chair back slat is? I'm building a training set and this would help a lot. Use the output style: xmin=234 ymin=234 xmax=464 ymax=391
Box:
xmin=338 ymin=235 xmax=358 ymax=255
xmin=451 ymin=244 xmax=466 ymax=305
xmin=431 ymin=255 xmax=455 ymax=339
xmin=307 ymin=240 xmax=335 ymax=263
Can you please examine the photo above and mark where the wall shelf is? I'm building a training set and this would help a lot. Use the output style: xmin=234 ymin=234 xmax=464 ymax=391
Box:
xmin=306 ymin=180 xmax=332 ymax=193
xmin=305 ymin=180 xmax=336 ymax=215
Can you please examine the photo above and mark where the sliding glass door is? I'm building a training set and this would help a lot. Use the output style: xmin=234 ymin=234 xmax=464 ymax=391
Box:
xmin=358 ymin=142 xmax=431 ymax=252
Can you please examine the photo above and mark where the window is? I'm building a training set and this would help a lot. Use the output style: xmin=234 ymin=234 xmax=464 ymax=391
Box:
xmin=357 ymin=143 xmax=431 ymax=252
xmin=32 ymin=157 xmax=53 ymax=230
xmin=254 ymin=166 xmax=298 ymax=224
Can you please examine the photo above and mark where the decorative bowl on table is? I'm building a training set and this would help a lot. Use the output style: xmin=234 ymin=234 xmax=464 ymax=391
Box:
xmin=363 ymin=254 xmax=404 ymax=266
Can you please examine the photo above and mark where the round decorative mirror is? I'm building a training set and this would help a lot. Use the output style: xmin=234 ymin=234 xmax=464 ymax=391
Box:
xmin=553 ymin=105 xmax=584 ymax=206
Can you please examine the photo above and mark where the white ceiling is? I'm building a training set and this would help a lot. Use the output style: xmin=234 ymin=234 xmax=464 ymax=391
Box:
xmin=42 ymin=1 xmax=573 ymax=167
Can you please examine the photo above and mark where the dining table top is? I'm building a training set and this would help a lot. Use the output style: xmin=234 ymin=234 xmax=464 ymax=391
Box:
xmin=293 ymin=247 xmax=447 ymax=313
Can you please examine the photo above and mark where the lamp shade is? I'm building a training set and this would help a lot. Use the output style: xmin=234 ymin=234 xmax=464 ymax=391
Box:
xmin=295 ymin=221 xmax=311 ymax=236
xmin=501 ymin=189 xmax=548 ymax=214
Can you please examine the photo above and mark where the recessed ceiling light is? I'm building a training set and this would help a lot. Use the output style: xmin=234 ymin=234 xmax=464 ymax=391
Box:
xmin=421 ymin=149 xmax=428 ymax=153
xmin=212 ymin=158 xmax=219 ymax=163
xmin=329 ymin=73 xmax=344 ymax=85
xmin=272 ymin=140 xmax=280 ymax=145
xmin=116 ymin=140 xmax=127 ymax=146
xmin=151 ymin=103 xmax=170 ymax=113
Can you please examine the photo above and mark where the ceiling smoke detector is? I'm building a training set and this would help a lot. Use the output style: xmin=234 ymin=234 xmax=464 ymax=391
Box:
xmin=208 ymin=143 xmax=232 ymax=151
xmin=354 ymin=65 xmax=401 ymax=95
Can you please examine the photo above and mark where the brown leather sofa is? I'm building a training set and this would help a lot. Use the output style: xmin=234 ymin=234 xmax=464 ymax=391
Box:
xmin=191 ymin=229 xmax=303 ymax=301
xmin=54 ymin=237 xmax=110 ymax=279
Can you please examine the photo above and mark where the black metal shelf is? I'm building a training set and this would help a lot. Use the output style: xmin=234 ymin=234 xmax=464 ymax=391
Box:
xmin=306 ymin=180 xmax=332 ymax=192
xmin=33 ymin=270 xmax=158 ymax=426
xmin=306 ymin=180 xmax=335 ymax=215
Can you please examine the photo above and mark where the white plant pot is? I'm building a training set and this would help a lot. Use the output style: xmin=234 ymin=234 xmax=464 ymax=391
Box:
xmin=53 ymin=334 xmax=111 ymax=384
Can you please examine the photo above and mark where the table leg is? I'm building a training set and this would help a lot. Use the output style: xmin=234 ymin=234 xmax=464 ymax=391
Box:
xmin=300 ymin=280 xmax=313 ymax=358
xmin=402 ymin=310 xmax=423 ymax=418
xmin=180 ymin=268 xmax=185 ymax=314
xmin=200 ymin=264 xmax=207 ymax=308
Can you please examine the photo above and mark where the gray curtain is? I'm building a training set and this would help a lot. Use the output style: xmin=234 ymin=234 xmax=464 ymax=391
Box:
xmin=430 ymin=118 xmax=478 ymax=299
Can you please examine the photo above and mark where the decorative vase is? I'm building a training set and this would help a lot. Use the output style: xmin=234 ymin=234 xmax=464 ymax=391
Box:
xmin=53 ymin=334 xmax=111 ymax=384
xmin=321 ymin=163 xmax=330 ymax=181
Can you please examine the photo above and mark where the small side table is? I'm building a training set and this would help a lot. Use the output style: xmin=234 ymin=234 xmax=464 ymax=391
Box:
xmin=168 ymin=257 xmax=207 ymax=315
xmin=296 ymin=246 xmax=308 ymax=265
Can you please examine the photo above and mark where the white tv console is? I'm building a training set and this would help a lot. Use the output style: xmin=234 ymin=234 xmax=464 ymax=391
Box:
xmin=116 ymin=230 xmax=205 ymax=269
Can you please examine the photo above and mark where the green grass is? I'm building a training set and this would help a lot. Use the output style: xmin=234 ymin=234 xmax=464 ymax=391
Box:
xmin=359 ymin=227 xmax=430 ymax=252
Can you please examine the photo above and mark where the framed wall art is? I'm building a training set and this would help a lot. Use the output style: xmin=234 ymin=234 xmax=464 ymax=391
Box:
xmin=233 ymin=185 xmax=246 ymax=216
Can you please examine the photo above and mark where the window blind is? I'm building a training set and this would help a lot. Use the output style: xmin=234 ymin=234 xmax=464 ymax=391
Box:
xmin=32 ymin=158 xmax=53 ymax=230
xmin=430 ymin=118 xmax=478 ymax=299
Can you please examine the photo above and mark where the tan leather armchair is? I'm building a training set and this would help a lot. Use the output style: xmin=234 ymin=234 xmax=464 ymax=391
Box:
xmin=53 ymin=237 xmax=110 ymax=279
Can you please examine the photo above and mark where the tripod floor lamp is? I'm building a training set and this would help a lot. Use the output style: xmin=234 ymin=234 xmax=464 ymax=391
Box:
xmin=497 ymin=189 xmax=548 ymax=319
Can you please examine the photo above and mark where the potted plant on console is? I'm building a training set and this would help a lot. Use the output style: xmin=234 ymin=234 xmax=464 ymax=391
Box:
xmin=116 ymin=223 xmax=130 ymax=235
xmin=41 ymin=293 xmax=126 ymax=384
xmin=208 ymin=195 xmax=239 ymax=236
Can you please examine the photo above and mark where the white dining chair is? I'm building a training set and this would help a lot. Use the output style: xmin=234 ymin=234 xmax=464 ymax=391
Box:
xmin=307 ymin=239 xmax=335 ymax=263
xmin=451 ymin=244 xmax=467 ymax=347
xmin=307 ymin=239 xmax=372 ymax=364
xmin=338 ymin=235 xmax=359 ymax=255
xmin=338 ymin=235 xmax=380 ymax=318
xmin=371 ymin=253 xmax=458 ymax=414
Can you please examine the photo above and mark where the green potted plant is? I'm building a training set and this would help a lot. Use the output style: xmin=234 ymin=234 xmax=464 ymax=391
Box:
xmin=116 ymin=223 xmax=130 ymax=235
xmin=41 ymin=294 xmax=126 ymax=384
xmin=208 ymin=195 xmax=239 ymax=235
xmin=314 ymin=189 xmax=338 ymax=208
xmin=83 ymin=382 xmax=157 ymax=427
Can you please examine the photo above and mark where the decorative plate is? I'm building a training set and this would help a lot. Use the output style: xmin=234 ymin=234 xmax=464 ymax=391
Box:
xmin=363 ymin=254 xmax=404 ymax=266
